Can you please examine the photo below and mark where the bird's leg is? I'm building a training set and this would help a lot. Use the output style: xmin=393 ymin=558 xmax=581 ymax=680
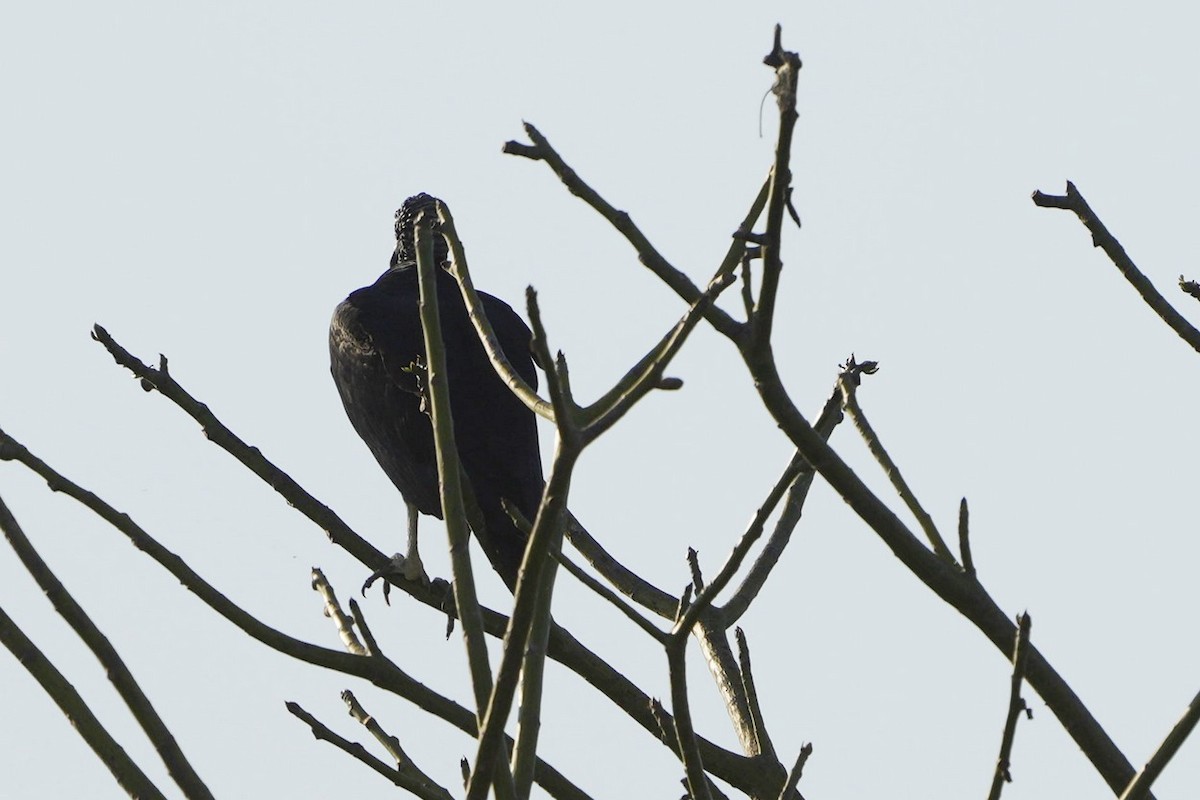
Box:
xmin=361 ymin=503 xmax=429 ymax=601
xmin=397 ymin=502 xmax=428 ymax=583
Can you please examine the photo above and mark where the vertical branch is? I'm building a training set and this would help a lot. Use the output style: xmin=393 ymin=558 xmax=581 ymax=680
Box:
xmin=467 ymin=291 xmax=582 ymax=800
xmin=735 ymin=628 xmax=777 ymax=761
xmin=750 ymin=25 xmax=802 ymax=349
xmin=511 ymin=532 xmax=563 ymax=797
xmin=666 ymin=634 xmax=713 ymax=800
xmin=958 ymin=498 xmax=975 ymax=578
xmin=413 ymin=211 xmax=499 ymax=721
xmin=987 ymin=612 xmax=1032 ymax=800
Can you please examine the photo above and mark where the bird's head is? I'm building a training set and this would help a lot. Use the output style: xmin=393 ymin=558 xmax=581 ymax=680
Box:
xmin=391 ymin=192 xmax=450 ymax=269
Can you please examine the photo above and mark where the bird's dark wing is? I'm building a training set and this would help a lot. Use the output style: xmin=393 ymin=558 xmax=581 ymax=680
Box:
xmin=439 ymin=285 xmax=544 ymax=587
xmin=329 ymin=267 xmax=443 ymax=517
xmin=330 ymin=262 xmax=544 ymax=590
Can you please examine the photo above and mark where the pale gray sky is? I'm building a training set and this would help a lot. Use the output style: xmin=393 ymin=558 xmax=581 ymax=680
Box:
xmin=2 ymin=3 xmax=1198 ymax=798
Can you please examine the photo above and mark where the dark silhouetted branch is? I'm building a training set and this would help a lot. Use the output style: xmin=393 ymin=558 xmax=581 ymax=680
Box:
xmin=1118 ymin=687 xmax=1200 ymax=800
xmin=0 ymin=494 xmax=214 ymax=800
xmin=0 ymin=590 xmax=167 ymax=800
xmin=1032 ymin=182 xmax=1200 ymax=353
xmin=988 ymin=612 xmax=1032 ymax=800
xmin=287 ymin=700 xmax=453 ymax=800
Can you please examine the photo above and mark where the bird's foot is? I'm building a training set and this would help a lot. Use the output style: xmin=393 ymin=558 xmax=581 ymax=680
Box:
xmin=361 ymin=552 xmax=430 ymax=605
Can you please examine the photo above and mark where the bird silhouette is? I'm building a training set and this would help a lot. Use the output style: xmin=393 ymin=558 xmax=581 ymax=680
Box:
xmin=329 ymin=194 xmax=543 ymax=591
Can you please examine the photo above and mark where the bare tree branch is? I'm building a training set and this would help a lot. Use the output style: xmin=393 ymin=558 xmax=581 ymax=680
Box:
xmin=312 ymin=568 xmax=367 ymax=656
xmin=735 ymin=628 xmax=777 ymax=762
xmin=1118 ymin=687 xmax=1200 ymax=800
xmin=413 ymin=211 xmax=500 ymax=737
xmin=958 ymin=498 xmax=975 ymax=579
xmin=0 ymin=493 xmax=215 ymax=800
xmin=666 ymin=634 xmax=713 ymax=800
xmin=341 ymin=690 xmax=454 ymax=800
xmin=437 ymin=201 xmax=555 ymax=421
xmin=0 ymin=428 xmax=595 ymax=800
xmin=777 ymin=743 xmax=813 ymax=800
xmin=505 ymin=25 xmax=1149 ymax=798
xmin=988 ymin=612 xmax=1032 ymax=800
xmin=286 ymin=700 xmax=453 ymax=800
xmin=722 ymin=383 xmax=845 ymax=626
xmin=503 ymin=123 xmax=759 ymax=343
xmin=1032 ymin=182 xmax=1200 ymax=353
xmin=0 ymin=590 xmax=168 ymax=800
xmin=838 ymin=359 xmax=956 ymax=563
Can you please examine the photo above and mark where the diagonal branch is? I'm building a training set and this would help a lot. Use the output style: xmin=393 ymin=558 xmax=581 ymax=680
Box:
xmin=722 ymin=382 xmax=845 ymax=626
xmin=504 ymin=122 xmax=756 ymax=342
xmin=341 ymin=690 xmax=453 ymax=800
xmin=1118 ymin=687 xmax=1200 ymax=800
xmin=0 ymin=494 xmax=214 ymax=800
xmin=0 ymin=595 xmax=168 ymax=800
xmin=74 ymin=330 xmax=770 ymax=794
xmin=286 ymin=700 xmax=453 ymax=800
xmin=89 ymin=324 xmax=391 ymax=574
xmin=1032 ymin=182 xmax=1200 ymax=353
xmin=438 ymin=201 xmax=555 ymax=421
xmin=839 ymin=360 xmax=955 ymax=563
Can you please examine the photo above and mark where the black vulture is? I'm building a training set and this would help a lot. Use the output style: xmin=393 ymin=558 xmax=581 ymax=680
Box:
xmin=329 ymin=194 xmax=543 ymax=591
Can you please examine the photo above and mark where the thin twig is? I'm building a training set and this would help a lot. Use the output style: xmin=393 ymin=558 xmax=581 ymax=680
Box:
xmin=1032 ymin=182 xmax=1200 ymax=353
xmin=687 ymin=548 xmax=705 ymax=592
xmin=347 ymin=599 xmax=382 ymax=659
xmin=777 ymin=743 xmax=813 ymax=800
xmin=582 ymin=269 xmax=737 ymax=441
xmin=838 ymin=362 xmax=955 ymax=563
xmin=748 ymin=24 xmax=802 ymax=351
xmin=673 ymin=430 xmax=810 ymax=640
xmin=723 ymin=383 xmax=844 ymax=626
xmin=563 ymin=511 xmax=679 ymax=619
xmin=557 ymin=553 xmax=666 ymax=643
xmin=735 ymin=628 xmax=777 ymax=762
xmin=1118 ymin=687 xmax=1200 ymax=800
xmin=438 ymin=200 xmax=555 ymax=420
xmin=88 ymin=325 xmax=391 ymax=575
xmin=958 ymin=498 xmax=975 ymax=578
xmin=987 ymin=612 xmax=1033 ymax=800
xmin=287 ymin=700 xmax=453 ymax=800
xmin=503 ymin=122 xmax=753 ymax=342
xmin=341 ymin=690 xmax=451 ymax=799
xmin=311 ymin=568 xmax=366 ymax=656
